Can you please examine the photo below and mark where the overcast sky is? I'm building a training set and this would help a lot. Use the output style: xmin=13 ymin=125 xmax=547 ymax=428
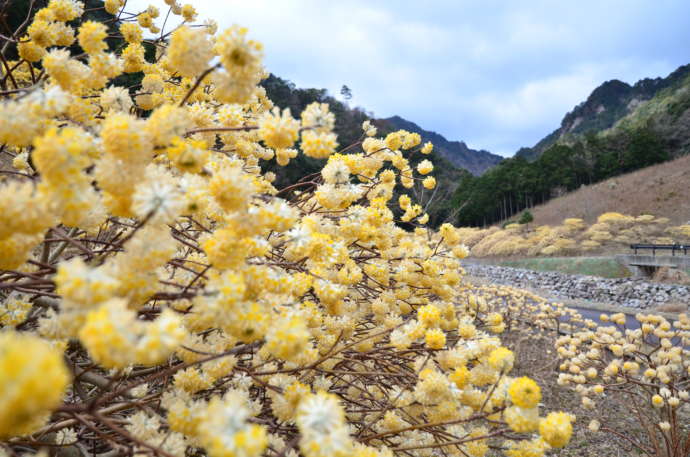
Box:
xmin=131 ymin=0 xmax=690 ymax=156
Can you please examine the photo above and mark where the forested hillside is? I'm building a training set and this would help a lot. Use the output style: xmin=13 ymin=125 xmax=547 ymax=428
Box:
xmin=452 ymin=64 xmax=690 ymax=227
xmin=452 ymin=125 xmax=668 ymax=226
xmin=517 ymin=64 xmax=690 ymax=160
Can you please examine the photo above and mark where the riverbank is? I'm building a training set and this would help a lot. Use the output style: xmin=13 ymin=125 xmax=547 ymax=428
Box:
xmin=463 ymin=262 xmax=690 ymax=311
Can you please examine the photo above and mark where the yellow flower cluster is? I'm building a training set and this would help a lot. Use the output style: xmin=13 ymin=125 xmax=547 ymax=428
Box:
xmin=0 ymin=3 xmax=576 ymax=457
xmin=164 ymin=26 xmax=214 ymax=78
xmin=213 ymin=25 xmax=264 ymax=104
xmin=0 ymin=332 xmax=69 ymax=438
xmin=79 ymin=298 xmax=186 ymax=368
xmin=555 ymin=311 xmax=690 ymax=452
xmin=0 ymin=293 xmax=33 ymax=327
xmin=296 ymin=392 xmax=352 ymax=457
xmin=197 ymin=392 xmax=268 ymax=457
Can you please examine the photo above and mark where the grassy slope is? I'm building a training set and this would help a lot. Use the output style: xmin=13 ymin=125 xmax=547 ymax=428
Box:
xmin=526 ymin=154 xmax=690 ymax=226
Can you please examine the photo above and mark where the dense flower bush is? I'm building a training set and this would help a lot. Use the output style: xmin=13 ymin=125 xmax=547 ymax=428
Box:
xmin=0 ymin=2 xmax=578 ymax=457
xmin=468 ymin=281 xmax=690 ymax=457
xmin=461 ymin=212 xmax=690 ymax=258
xmin=556 ymin=312 xmax=690 ymax=457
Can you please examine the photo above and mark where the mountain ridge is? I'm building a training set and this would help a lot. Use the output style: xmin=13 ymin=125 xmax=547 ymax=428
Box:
xmin=517 ymin=64 xmax=690 ymax=160
xmin=378 ymin=115 xmax=504 ymax=175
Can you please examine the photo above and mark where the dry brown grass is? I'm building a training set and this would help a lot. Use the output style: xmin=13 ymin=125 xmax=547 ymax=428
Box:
xmin=529 ymin=155 xmax=690 ymax=227
xmin=652 ymin=267 xmax=690 ymax=285
xmin=652 ymin=301 xmax=689 ymax=313
xmin=0 ymin=150 xmax=13 ymax=171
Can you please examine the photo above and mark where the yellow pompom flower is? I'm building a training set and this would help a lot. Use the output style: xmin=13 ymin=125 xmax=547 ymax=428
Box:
xmin=384 ymin=131 xmax=403 ymax=151
xmin=425 ymin=328 xmax=446 ymax=349
xmin=0 ymin=332 xmax=70 ymax=439
xmin=504 ymin=438 xmax=548 ymax=457
xmin=32 ymin=126 xmax=94 ymax=184
xmin=301 ymin=131 xmax=339 ymax=159
xmin=119 ymin=22 xmax=143 ymax=43
xmin=137 ymin=12 xmax=153 ymax=28
xmin=296 ymin=392 xmax=352 ymax=457
xmin=421 ymin=141 xmax=433 ymax=154
xmin=54 ymin=257 xmax=118 ymax=307
xmin=181 ymin=4 xmax=197 ymax=22
xmin=0 ymin=293 xmax=33 ymax=327
xmin=122 ymin=43 xmax=146 ymax=73
xmin=77 ymin=21 xmax=107 ymax=55
xmin=104 ymin=0 xmax=124 ymax=14
xmin=399 ymin=194 xmax=411 ymax=210
xmin=208 ymin=164 xmax=253 ymax=212
xmin=78 ymin=299 xmax=139 ymax=368
xmin=301 ymin=102 xmax=335 ymax=133
xmin=173 ymin=367 xmax=212 ymax=394
xmin=52 ymin=22 xmax=76 ymax=46
xmin=508 ymin=377 xmax=541 ymax=409
xmin=449 ymin=365 xmax=470 ymax=388
xmin=362 ymin=120 xmax=377 ymax=136
xmin=416 ymin=159 xmax=433 ymax=175
xmin=214 ymin=25 xmax=263 ymax=75
xmin=258 ymin=107 xmax=300 ymax=150
xmin=487 ymin=312 xmax=503 ymax=326
xmin=265 ymin=313 xmax=311 ymax=361
xmin=145 ymin=5 xmax=160 ymax=18
xmin=165 ymin=26 xmax=213 ymax=78
xmin=539 ymin=412 xmax=574 ymax=448
xmin=100 ymin=86 xmax=133 ymax=113
xmin=166 ymin=137 xmax=209 ymax=173
xmin=504 ymin=406 xmax=540 ymax=433
xmin=43 ymin=49 xmax=83 ymax=91
xmin=202 ymin=228 xmax=250 ymax=270
xmin=27 ymin=19 xmax=57 ymax=48
xmin=48 ymin=0 xmax=84 ymax=22
xmin=18 ymin=38 xmax=46 ymax=62
xmin=417 ymin=304 xmax=440 ymax=328
xmin=146 ymin=104 xmax=190 ymax=147
xmin=488 ymin=346 xmax=515 ymax=372
xmin=422 ymin=176 xmax=436 ymax=189
xmin=79 ymin=299 xmax=185 ymax=368
xmin=101 ymin=112 xmax=152 ymax=162
xmin=0 ymin=234 xmax=43 ymax=270
xmin=198 ymin=392 xmax=268 ymax=457
xmin=400 ymin=132 xmax=420 ymax=149
xmin=0 ymin=180 xmax=54 ymax=239
xmin=135 ymin=308 xmax=187 ymax=365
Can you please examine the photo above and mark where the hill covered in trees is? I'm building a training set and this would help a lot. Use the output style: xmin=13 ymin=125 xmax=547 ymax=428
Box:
xmin=517 ymin=64 xmax=690 ymax=160
xmin=452 ymin=64 xmax=690 ymax=227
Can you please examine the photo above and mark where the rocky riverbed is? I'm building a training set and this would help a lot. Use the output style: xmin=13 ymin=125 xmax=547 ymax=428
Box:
xmin=463 ymin=263 xmax=690 ymax=310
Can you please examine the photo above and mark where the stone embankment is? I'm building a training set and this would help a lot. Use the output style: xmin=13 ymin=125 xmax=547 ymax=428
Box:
xmin=463 ymin=263 xmax=690 ymax=310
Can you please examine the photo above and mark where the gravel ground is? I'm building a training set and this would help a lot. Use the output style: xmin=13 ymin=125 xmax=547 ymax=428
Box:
xmin=463 ymin=263 xmax=690 ymax=311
